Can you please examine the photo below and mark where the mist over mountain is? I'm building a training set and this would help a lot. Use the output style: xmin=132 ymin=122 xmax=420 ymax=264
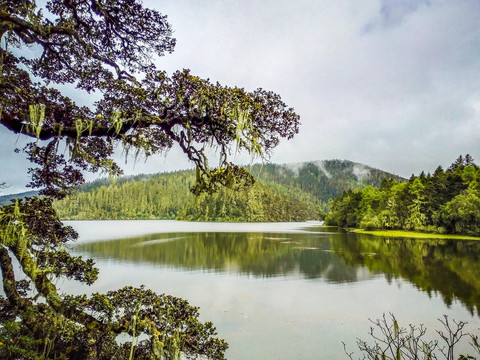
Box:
xmin=247 ymin=159 xmax=404 ymax=204
xmin=48 ymin=159 xmax=404 ymax=222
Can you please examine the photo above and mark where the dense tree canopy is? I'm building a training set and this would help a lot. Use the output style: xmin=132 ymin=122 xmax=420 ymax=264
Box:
xmin=0 ymin=0 xmax=300 ymax=358
xmin=53 ymin=170 xmax=319 ymax=222
xmin=51 ymin=160 xmax=404 ymax=222
xmin=326 ymin=155 xmax=480 ymax=236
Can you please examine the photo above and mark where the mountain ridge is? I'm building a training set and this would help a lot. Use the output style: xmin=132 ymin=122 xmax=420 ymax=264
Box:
xmin=0 ymin=159 xmax=404 ymax=202
xmin=1 ymin=160 xmax=404 ymax=212
xmin=48 ymin=159 xmax=404 ymax=221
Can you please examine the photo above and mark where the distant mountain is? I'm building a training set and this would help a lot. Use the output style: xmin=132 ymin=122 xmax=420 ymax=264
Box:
xmin=247 ymin=159 xmax=405 ymax=205
xmin=0 ymin=190 xmax=39 ymax=206
xmin=53 ymin=159 xmax=405 ymax=222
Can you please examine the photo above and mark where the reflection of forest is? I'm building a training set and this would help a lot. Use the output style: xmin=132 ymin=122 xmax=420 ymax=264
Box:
xmin=332 ymin=234 xmax=480 ymax=316
xmin=76 ymin=231 xmax=480 ymax=315
xmin=76 ymin=232 xmax=361 ymax=283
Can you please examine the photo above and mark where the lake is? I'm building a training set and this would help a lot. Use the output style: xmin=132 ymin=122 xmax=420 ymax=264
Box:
xmin=63 ymin=220 xmax=480 ymax=359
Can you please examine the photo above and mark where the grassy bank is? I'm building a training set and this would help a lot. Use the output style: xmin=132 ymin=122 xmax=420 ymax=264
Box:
xmin=351 ymin=229 xmax=480 ymax=240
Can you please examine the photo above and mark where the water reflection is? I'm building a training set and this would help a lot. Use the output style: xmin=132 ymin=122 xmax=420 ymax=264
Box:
xmin=333 ymin=234 xmax=480 ymax=316
xmin=76 ymin=231 xmax=363 ymax=283
xmin=75 ymin=228 xmax=480 ymax=316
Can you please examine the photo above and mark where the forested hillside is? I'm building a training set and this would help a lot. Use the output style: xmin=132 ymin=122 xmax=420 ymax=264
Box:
xmin=247 ymin=160 xmax=404 ymax=204
xmin=53 ymin=159 xmax=403 ymax=221
xmin=54 ymin=170 xmax=318 ymax=221
xmin=325 ymin=155 xmax=480 ymax=235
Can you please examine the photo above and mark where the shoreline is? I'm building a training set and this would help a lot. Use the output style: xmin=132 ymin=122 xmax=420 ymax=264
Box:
xmin=350 ymin=229 xmax=480 ymax=241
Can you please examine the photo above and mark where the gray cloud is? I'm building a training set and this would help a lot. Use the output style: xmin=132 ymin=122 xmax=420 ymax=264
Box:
xmin=365 ymin=0 xmax=432 ymax=30
xmin=1 ymin=0 xmax=479 ymax=192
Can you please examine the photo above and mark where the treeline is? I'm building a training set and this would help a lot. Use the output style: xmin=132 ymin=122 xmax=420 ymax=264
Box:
xmin=53 ymin=170 xmax=319 ymax=221
xmin=325 ymin=155 xmax=480 ymax=235
xmin=53 ymin=159 xmax=404 ymax=222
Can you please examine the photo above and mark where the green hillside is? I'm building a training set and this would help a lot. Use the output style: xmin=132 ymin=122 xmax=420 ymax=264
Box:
xmin=247 ymin=160 xmax=405 ymax=204
xmin=53 ymin=159 xmax=404 ymax=221
xmin=325 ymin=155 xmax=480 ymax=235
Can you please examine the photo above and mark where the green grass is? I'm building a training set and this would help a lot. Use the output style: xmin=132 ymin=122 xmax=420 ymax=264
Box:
xmin=352 ymin=229 xmax=480 ymax=240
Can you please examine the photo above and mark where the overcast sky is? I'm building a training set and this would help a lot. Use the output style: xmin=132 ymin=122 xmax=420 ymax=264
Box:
xmin=2 ymin=0 xmax=480 ymax=193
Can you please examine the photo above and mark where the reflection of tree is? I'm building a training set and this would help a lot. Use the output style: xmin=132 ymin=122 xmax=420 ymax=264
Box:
xmin=76 ymin=232 xmax=360 ymax=282
xmin=333 ymin=234 xmax=480 ymax=315
xmin=77 ymin=230 xmax=480 ymax=316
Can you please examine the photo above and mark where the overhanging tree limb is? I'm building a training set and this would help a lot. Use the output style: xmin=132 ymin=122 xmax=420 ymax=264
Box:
xmin=0 ymin=0 xmax=299 ymax=358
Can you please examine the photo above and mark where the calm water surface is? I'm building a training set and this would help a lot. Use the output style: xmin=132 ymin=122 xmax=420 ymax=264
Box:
xmin=62 ymin=220 xmax=480 ymax=359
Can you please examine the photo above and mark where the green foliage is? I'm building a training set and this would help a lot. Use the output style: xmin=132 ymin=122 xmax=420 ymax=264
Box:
xmin=326 ymin=155 xmax=480 ymax=236
xmin=0 ymin=199 xmax=228 ymax=359
xmin=53 ymin=169 xmax=318 ymax=221
xmin=1 ymin=3 xmax=299 ymax=199
xmin=441 ymin=189 xmax=480 ymax=235
xmin=248 ymin=160 xmax=405 ymax=210
xmin=0 ymin=191 xmax=38 ymax=206
xmin=0 ymin=0 xmax=302 ymax=358
xmin=53 ymin=159 xmax=404 ymax=221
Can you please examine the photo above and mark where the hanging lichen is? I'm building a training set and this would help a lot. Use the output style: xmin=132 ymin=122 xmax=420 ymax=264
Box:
xmin=28 ymin=103 xmax=46 ymax=139
xmin=75 ymin=118 xmax=94 ymax=138
xmin=0 ymin=200 xmax=28 ymax=248
xmin=229 ymin=104 xmax=262 ymax=157
xmin=110 ymin=111 xmax=124 ymax=134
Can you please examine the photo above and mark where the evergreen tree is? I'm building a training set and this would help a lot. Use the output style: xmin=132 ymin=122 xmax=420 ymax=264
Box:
xmin=465 ymin=153 xmax=475 ymax=166
xmin=326 ymin=155 xmax=480 ymax=235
